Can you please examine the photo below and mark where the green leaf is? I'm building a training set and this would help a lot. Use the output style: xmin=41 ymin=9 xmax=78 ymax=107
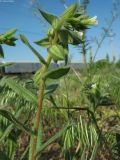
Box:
xmin=0 ymin=124 xmax=13 ymax=142
xmin=28 ymin=136 xmax=33 ymax=160
xmin=68 ymin=30 xmax=83 ymax=45
xmin=0 ymin=77 xmax=38 ymax=104
xmin=34 ymin=37 xmax=50 ymax=48
xmin=20 ymin=35 xmax=46 ymax=65
xmin=0 ymin=109 xmax=35 ymax=136
xmin=52 ymin=4 xmax=77 ymax=30
xmin=0 ymin=44 xmax=4 ymax=58
xmin=47 ymin=27 xmax=54 ymax=36
xmin=0 ymin=29 xmax=17 ymax=41
xmin=49 ymin=44 xmax=68 ymax=61
xmin=58 ymin=30 xmax=69 ymax=45
xmin=0 ymin=151 xmax=10 ymax=160
xmin=81 ymin=147 xmax=87 ymax=160
xmin=0 ymin=29 xmax=17 ymax=47
xmin=43 ymin=66 xmax=70 ymax=80
xmin=38 ymin=9 xmax=57 ymax=25
xmin=58 ymin=29 xmax=83 ymax=45
xmin=36 ymin=124 xmax=69 ymax=158
xmin=0 ymin=108 xmax=23 ymax=142
xmin=20 ymin=145 xmax=29 ymax=160
xmin=52 ymin=18 xmax=62 ymax=31
xmin=3 ymin=40 xmax=16 ymax=46
xmin=33 ymin=69 xmax=42 ymax=86
xmin=61 ymin=3 xmax=77 ymax=21
xmin=36 ymin=119 xmax=43 ymax=153
xmin=44 ymin=83 xmax=59 ymax=95
xmin=46 ymin=95 xmax=58 ymax=108
xmin=90 ymin=139 xmax=100 ymax=160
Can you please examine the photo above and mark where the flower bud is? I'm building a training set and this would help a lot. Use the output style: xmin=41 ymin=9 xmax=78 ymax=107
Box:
xmin=81 ymin=16 xmax=98 ymax=26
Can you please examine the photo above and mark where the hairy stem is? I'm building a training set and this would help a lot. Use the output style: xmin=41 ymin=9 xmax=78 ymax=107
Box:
xmin=31 ymin=31 xmax=58 ymax=160
xmin=31 ymin=54 xmax=52 ymax=160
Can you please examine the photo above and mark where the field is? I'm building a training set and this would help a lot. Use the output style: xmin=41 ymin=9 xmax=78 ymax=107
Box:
xmin=1 ymin=62 xmax=120 ymax=160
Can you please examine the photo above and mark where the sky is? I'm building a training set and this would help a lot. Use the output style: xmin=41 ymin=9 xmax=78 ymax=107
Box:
xmin=0 ymin=0 xmax=120 ymax=62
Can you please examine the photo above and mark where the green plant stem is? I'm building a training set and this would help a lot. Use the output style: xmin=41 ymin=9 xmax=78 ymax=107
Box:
xmin=31 ymin=54 xmax=52 ymax=160
xmin=64 ymin=77 xmax=70 ymax=118
xmin=31 ymin=31 xmax=58 ymax=160
xmin=81 ymin=32 xmax=87 ymax=66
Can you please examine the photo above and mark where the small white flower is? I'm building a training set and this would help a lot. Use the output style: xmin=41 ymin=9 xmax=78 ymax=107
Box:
xmin=92 ymin=83 xmax=97 ymax=89
xmin=89 ymin=16 xmax=98 ymax=25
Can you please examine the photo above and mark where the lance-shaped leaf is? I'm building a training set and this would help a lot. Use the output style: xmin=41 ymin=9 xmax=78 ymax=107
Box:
xmin=0 ymin=77 xmax=38 ymax=104
xmin=33 ymin=69 xmax=42 ymax=86
xmin=47 ymin=27 xmax=54 ymax=36
xmin=34 ymin=37 xmax=50 ymax=48
xmin=52 ymin=18 xmax=62 ymax=31
xmin=58 ymin=29 xmax=82 ymax=45
xmin=36 ymin=124 xmax=70 ymax=158
xmin=58 ymin=30 xmax=69 ymax=45
xmin=46 ymin=95 xmax=58 ymax=108
xmin=60 ymin=3 xmax=77 ymax=21
xmin=38 ymin=9 xmax=57 ymax=25
xmin=0 ymin=29 xmax=17 ymax=47
xmin=0 ymin=109 xmax=35 ymax=136
xmin=90 ymin=139 xmax=100 ymax=160
xmin=43 ymin=66 xmax=70 ymax=80
xmin=68 ymin=30 xmax=83 ymax=45
xmin=52 ymin=4 xmax=77 ymax=30
xmin=44 ymin=83 xmax=59 ymax=95
xmin=20 ymin=35 xmax=46 ymax=65
xmin=49 ymin=44 xmax=68 ymax=62
xmin=0 ymin=44 xmax=4 ymax=58
xmin=0 ymin=108 xmax=23 ymax=142
xmin=0 ymin=28 xmax=17 ymax=41
xmin=36 ymin=120 xmax=43 ymax=153
xmin=4 ymin=40 xmax=16 ymax=46
xmin=20 ymin=146 xmax=29 ymax=160
xmin=3 ymin=37 xmax=17 ymax=46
